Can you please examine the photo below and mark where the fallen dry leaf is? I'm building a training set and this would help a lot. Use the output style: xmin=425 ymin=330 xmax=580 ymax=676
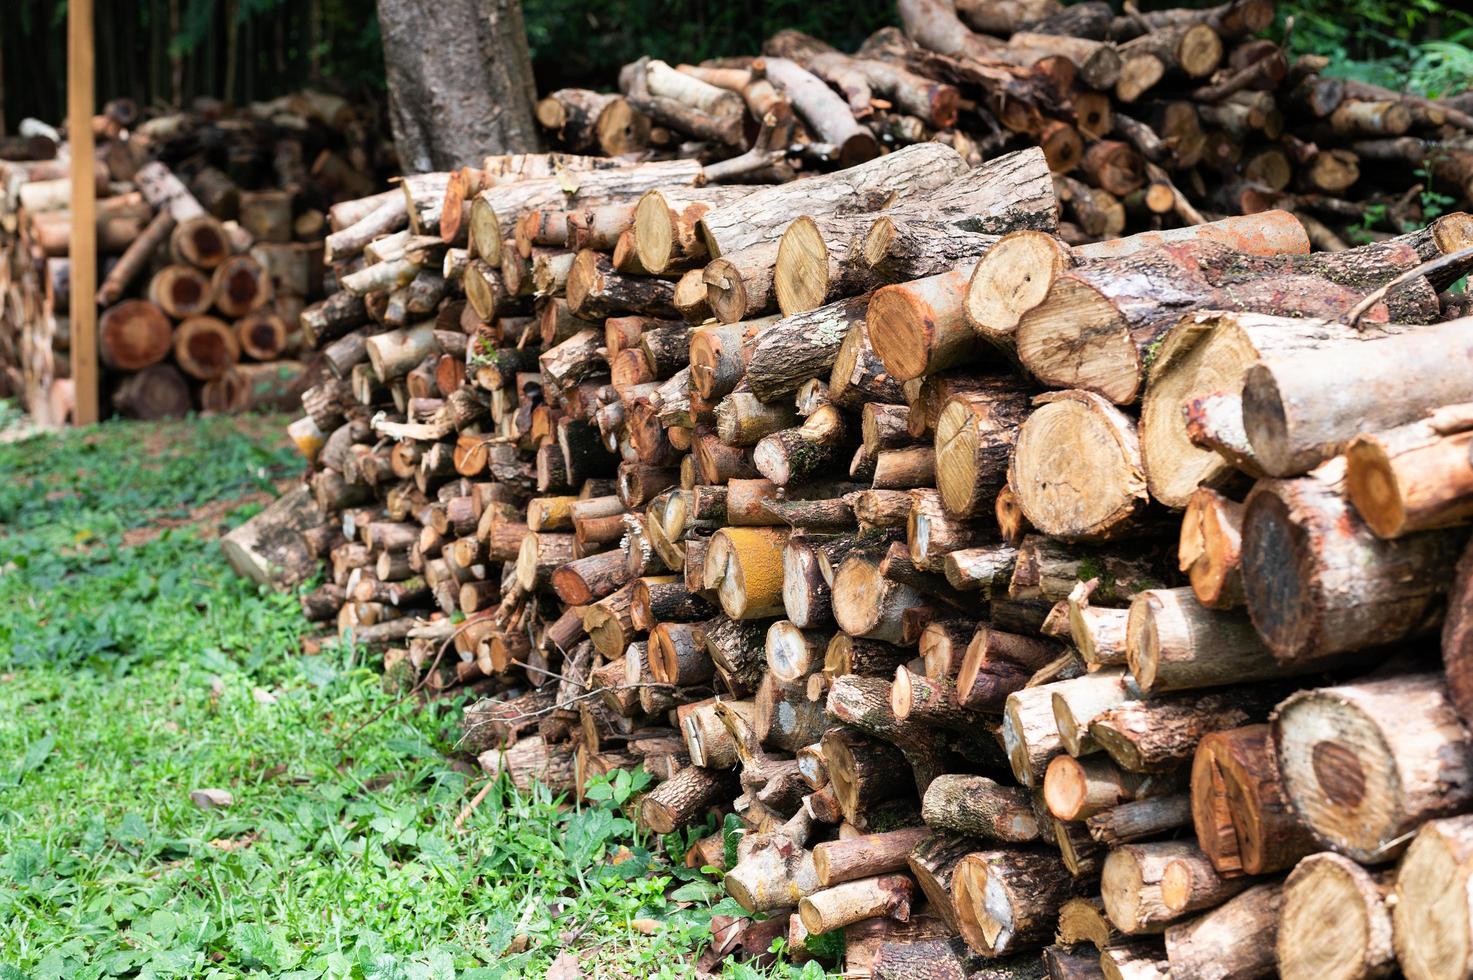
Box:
xmin=189 ymin=788 xmax=234 ymax=809
xmin=208 ymin=832 xmax=259 ymax=851
xmin=545 ymin=950 xmax=582 ymax=980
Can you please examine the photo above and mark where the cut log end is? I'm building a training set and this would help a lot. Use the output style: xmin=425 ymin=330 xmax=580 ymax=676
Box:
xmin=774 ymin=216 xmax=831 ymax=316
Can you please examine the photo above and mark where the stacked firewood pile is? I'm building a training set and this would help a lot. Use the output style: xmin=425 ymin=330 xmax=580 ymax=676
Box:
xmin=221 ymin=4 xmax=1473 ymax=977
xmin=0 ymin=90 xmax=385 ymax=422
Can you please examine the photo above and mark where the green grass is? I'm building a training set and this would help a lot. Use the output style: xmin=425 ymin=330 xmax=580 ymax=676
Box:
xmin=0 ymin=412 xmax=824 ymax=979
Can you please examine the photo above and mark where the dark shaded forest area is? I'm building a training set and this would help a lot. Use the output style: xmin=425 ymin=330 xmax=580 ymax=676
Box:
xmin=4 ymin=0 xmax=1469 ymax=134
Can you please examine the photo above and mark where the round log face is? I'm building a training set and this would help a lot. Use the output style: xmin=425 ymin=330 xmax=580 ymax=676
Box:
xmin=1013 ymin=392 xmax=1146 ymax=541
xmin=773 ymin=216 xmax=829 ymax=316
xmin=1278 ymin=852 xmax=1392 ymax=980
xmin=1394 ymin=818 xmax=1473 ymax=980
xmin=100 ymin=300 xmax=173 ymax=370
xmin=1272 ymin=692 xmax=1400 ymax=861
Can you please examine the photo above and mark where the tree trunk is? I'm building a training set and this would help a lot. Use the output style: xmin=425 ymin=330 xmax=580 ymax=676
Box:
xmin=1273 ymin=672 xmax=1473 ymax=863
xmin=376 ymin=0 xmax=541 ymax=172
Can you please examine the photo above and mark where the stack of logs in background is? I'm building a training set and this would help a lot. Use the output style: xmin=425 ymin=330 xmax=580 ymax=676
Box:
xmin=220 ymin=1 xmax=1473 ymax=977
xmin=0 ymin=90 xmax=387 ymax=423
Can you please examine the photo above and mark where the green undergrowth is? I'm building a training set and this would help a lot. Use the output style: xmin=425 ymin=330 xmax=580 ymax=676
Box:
xmin=0 ymin=411 xmax=828 ymax=978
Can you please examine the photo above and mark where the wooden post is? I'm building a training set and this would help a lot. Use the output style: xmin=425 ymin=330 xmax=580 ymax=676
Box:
xmin=68 ymin=0 xmax=99 ymax=425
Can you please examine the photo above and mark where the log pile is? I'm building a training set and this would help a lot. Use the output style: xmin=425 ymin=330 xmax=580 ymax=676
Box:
xmin=0 ymin=91 xmax=387 ymax=422
xmin=225 ymin=5 xmax=1473 ymax=976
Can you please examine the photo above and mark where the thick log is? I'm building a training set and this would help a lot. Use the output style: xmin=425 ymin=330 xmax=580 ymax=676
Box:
xmin=99 ymin=300 xmax=172 ymax=371
xmin=173 ymin=316 xmax=240 ymax=381
xmin=1164 ymin=882 xmax=1282 ymax=980
xmin=1101 ymin=840 xmax=1249 ymax=934
xmin=1090 ymin=685 xmax=1285 ymax=773
xmin=1190 ymin=724 xmax=1315 ymax=876
xmin=1273 ymin=672 xmax=1473 ymax=863
xmin=1126 ymin=587 xmax=1296 ymax=693
xmin=1241 ymin=462 xmax=1468 ymax=663
xmin=799 ymin=874 xmax=913 ymax=935
xmin=698 ymin=142 xmax=968 ymax=258
xmin=1016 ymin=238 xmax=1448 ymax=406
xmin=1346 ymin=413 xmax=1473 ymax=540
xmin=1278 ymin=852 xmax=1395 ymax=980
xmin=1011 ymin=390 xmax=1148 ymax=542
xmin=220 ymin=485 xmax=324 ymax=589
xmin=921 ymin=774 xmax=1040 ymax=841
xmin=1393 ymin=815 xmax=1473 ymax=980
xmin=953 ymin=848 xmax=1083 ymax=956
xmin=965 ymin=212 xmax=1310 ymax=353
xmin=566 ymin=250 xmax=678 ymax=319
xmin=744 ymin=296 xmax=870 ymax=405
xmin=933 ymin=379 xmax=1033 ymax=518
xmin=1242 ymin=317 xmax=1473 ymax=477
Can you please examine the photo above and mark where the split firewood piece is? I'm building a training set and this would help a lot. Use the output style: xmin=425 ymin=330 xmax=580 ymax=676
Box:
xmin=1141 ymin=308 xmax=1427 ymax=510
xmin=99 ymin=299 xmax=173 ymax=371
xmin=1393 ymin=815 xmax=1473 ymax=980
xmin=921 ymin=775 xmax=1039 ymax=842
xmin=1241 ymin=461 xmax=1468 ymax=663
xmin=1126 ymin=587 xmax=1304 ymax=693
xmin=964 ymin=212 xmax=1310 ymax=353
xmin=1178 ymin=487 xmax=1244 ymax=609
xmin=1011 ymin=390 xmax=1149 ymax=542
xmin=1051 ymin=669 xmax=1138 ymax=756
xmin=702 ymin=615 xmax=769 ymax=696
xmin=1273 ymin=672 xmax=1473 ymax=864
xmin=1242 ymin=317 xmax=1473 ymax=477
xmin=1086 ymin=795 xmax=1193 ymax=847
xmin=1090 ymin=684 xmax=1284 ymax=774
xmin=535 ymin=89 xmax=649 ymax=156
xmin=1003 ymin=683 xmax=1066 ymax=788
xmin=953 ymin=848 xmax=1085 ymax=956
xmin=772 ymin=147 xmax=1054 ymax=316
xmin=1101 ymin=840 xmax=1251 ymax=935
xmin=1044 ymin=754 xmax=1179 ymax=822
xmin=1016 ymin=238 xmax=1448 ymax=406
xmin=1346 ymin=408 xmax=1473 ymax=539
xmin=467 ymin=158 xmax=702 ymax=266
xmin=698 ymin=142 xmax=967 ymax=259
xmin=1191 ymin=724 xmax=1315 ymax=877
xmin=1055 ymin=896 xmax=1117 ymax=953
xmin=677 ymin=699 xmax=745 ymax=768
xmin=1164 ymin=882 xmax=1282 ymax=980
xmin=698 ymin=240 xmax=779 ymax=325
xmin=1277 ymin=852 xmax=1395 ymax=980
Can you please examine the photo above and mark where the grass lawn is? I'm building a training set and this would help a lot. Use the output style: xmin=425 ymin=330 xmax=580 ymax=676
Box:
xmin=0 ymin=414 xmax=822 ymax=979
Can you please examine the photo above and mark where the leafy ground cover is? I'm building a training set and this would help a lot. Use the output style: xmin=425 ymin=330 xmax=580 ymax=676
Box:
xmin=0 ymin=412 xmax=822 ymax=979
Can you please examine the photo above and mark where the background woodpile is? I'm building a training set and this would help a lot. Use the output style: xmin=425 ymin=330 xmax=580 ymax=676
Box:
xmin=222 ymin=2 xmax=1473 ymax=977
xmin=0 ymin=90 xmax=389 ymax=424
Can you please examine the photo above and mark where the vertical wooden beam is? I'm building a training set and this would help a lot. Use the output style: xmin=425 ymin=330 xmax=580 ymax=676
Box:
xmin=68 ymin=0 xmax=99 ymax=425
